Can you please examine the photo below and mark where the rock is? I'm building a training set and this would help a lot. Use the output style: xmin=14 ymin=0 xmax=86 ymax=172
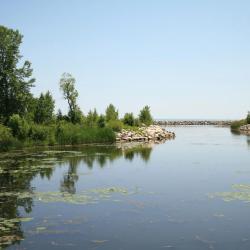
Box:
xmin=116 ymin=125 xmax=175 ymax=143
xmin=239 ymin=124 xmax=250 ymax=131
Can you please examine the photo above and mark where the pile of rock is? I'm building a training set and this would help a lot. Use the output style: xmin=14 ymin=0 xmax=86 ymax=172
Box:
xmin=239 ymin=124 xmax=250 ymax=132
xmin=155 ymin=120 xmax=232 ymax=126
xmin=116 ymin=125 xmax=175 ymax=142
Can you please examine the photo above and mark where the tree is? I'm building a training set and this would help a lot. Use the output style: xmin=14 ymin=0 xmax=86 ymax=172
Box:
xmin=139 ymin=105 xmax=153 ymax=126
xmin=0 ymin=25 xmax=35 ymax=123
xmin=97 ymin=115 xmax=105 ymax=128
xmin=34 ymin=91 xmax=55 ymax=124
xmin=86 ymin=110 xmax=97 ymax=127
xmin=59 ymin=73 xmax=82 ymax=123
xmin=247 ymin=112 xmax=250 ymax=124
xmin=56 ymin=109 xmax=63 ymax=121
xmin=105 ymin=104 xmax=118 ymax=121
xmin=123 ymin=113 xmax=135 ymax=126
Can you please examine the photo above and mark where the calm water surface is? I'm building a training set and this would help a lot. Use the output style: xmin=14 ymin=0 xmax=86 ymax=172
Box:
xmin=1 ymin=126 xmax=250 ymax=250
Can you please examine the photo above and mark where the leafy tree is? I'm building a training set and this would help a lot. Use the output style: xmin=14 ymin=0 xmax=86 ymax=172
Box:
xmin=8 ymin=114 xmax=29 ymax=140
xmin=59 ymin=73 xmax=82 ymax=123
xmin=0 ymin=25 xmax=35 ymax=123
xmin=105 ymin=104 xmax=118 ymax=121
xmin=139 ymin=105 xmax=153 ymax=126
xmin=247 ymin=112 xmax=250 ymax=124
xmin=123 ymin=113 xmax=135 ymax=126
xmin=34 ymin=91 xmax=55 ymax=124
xmin=97 ymin=115 xmax=106 ymax=128
xmin=56 ymin=109 xmax=63 ymax=121
xmin=86 ymin=110 xmax=98 ymax=127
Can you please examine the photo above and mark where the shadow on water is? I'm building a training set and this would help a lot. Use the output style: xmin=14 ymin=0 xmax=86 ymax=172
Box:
xmin=0 ymin=142 xmax=154 ymax=248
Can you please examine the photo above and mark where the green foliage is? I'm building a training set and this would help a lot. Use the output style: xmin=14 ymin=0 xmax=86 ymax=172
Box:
xmin=134 ymin=118 xmax=140 ymax=127
xmin=0 ymin=25 xmax=35 ymax=123
xmin=8 ymin=114 xmax=29 ymax=140
xmin=139 ymin=105 xmax=153 ymax=126
xmin=0 ymin=124 xmax=16 ymax=151
xmin=59 ymin=73 xmax=81 ymax=123
xmin=247 ymin=112 xmax=250 ymax=124
xmin=86 ymin=109 xmax=99 ymax=127
xmin=56 ymin=109 xmax=63 ymax=121
xmin=29 ymin=124 xmax=56 ymax=145
xmin=68 ymin=107 xmax=84 ymax=124
xmin=97 ymin=115 xmax=106 ymax=128
xmin=56 ymin=122 xmax=115 ymax=145
xmin=34 ymin=91 xmax=55 ymax=124
xmin=107 ymin=120 xmax=123 ymax=132
xmin=231 ymin=119 xmax=247 ymax=130
xmin=123 ymin=113 xmax=135 ymax=126
xmin=105 ymin=104 xmax=119 ymax=122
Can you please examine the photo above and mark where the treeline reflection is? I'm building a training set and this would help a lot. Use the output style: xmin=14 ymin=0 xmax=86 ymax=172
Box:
xmin=0 ymin=143 xmax=154 ymax=247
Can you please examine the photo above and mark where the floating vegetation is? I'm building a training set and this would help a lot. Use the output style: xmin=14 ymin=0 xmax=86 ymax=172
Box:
xmin=0 ymin=186 xmax=134 ymax=205
xmin=210 ymin=184 xmax=250 ymax=203
xmin=91 ymin=239 xmax=109 ymax=244
xmin=0 ymin=217 xmax=33 ymax=233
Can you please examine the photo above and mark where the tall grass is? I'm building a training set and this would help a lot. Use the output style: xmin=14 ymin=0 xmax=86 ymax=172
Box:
xmin=230 ymin=119 xmax=247 ymax=131
xmin=56 ymin=122 xmax=116 ymax=145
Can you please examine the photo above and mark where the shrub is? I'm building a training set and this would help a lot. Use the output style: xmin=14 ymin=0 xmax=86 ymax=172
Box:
xmin=0 ymin=124 xmax=16 ymax=151
xmin=105 ymin=104 xmax=119 ymax=121
xmin=107 ymin=120 xmax=123 ymax=132
xmin=123 ymin=113 xmax=135 ymax=126
xmin=8 ymin=114 xmax=29 ymax=140
xmin=139 ymin=106 xmax=153 ymax=126
xmin=231 ymin=119 xmax=247 ymax=130
xmin=29 ymin=124 xmax=56 ymax=145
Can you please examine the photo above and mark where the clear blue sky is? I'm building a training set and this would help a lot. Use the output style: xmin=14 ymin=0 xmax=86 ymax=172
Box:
xmin=1 ymin=0 xmax=250 ymax=119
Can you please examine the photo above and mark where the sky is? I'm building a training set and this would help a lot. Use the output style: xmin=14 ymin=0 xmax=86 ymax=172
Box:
xmin=1 ymin=0 xmax=250 ymax=119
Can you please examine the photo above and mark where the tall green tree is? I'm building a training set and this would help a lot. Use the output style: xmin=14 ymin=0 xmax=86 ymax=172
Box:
xmin=247 ymin=112 xmax=250 ymax=124
xmin=105 ymin=104 xmax=118 ymax=121
xmin=34 ymin=91 xmax=55 ymax=124
xmin=0 ymin=26 xmax=35 ymax=123
xmin=123 ymin=113 xmax=135 ymax=126
xmin=59 ymin=73 xmax=82 ymax=123
xmin=139 ymin=105 xmax=153 ymax=126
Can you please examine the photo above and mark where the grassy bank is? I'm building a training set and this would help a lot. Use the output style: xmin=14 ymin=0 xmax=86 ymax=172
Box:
xmin=0 ymin=122 xmax=116 ymax=152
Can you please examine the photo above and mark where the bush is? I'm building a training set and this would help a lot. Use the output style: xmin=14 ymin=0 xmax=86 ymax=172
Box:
xmin=231 ymin=119 xmax=247 ymax=130
xmin=56 ymin=122 xmax=115 ymax=145
xmin=123 ymin=113 xmax=135 ymax=126
xmin=107 ymin=120 xmax=123 ymax=132
xmin=8 ymin=114 xmax=29 ymax=140
xmin=29 ymin=124 xmax=56 ymax=145
xmin=139 ymin=106 xmax=153 ymax=126
xmin=0 ymin=124 xmax=16 ymax=151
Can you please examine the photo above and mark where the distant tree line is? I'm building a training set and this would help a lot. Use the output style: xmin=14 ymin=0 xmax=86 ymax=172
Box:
xmin=0 ymin=25 xmax=153 ymax=150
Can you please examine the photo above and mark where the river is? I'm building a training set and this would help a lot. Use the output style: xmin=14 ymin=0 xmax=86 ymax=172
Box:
xmin=1 ymin=126 xmax=250 ymax=249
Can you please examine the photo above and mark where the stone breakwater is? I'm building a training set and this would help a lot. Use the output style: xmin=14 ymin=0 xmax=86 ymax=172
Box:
xmin=239 ymin=124 xmax=250 ymax=133
xmin=154 ymin=120 xmax=232 ymax=126
xmin=116 ymin=125 xmax=175 ymax=142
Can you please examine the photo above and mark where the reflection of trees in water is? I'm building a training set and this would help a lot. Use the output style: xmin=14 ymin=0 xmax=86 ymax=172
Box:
xmin=0 ymin=157 xmax=39 ymax=247
xmin=247 ymin=136 xmax=250 ymax=148
xmin=230 ymin=130 xmax=250 ymax=149
xmin=123 ymin=146 xmax=152 ymax=162
xmin=0 ymin=143 xmax=154 ymax=247
xmin=58 ymin=145 xmax=153 ymax=195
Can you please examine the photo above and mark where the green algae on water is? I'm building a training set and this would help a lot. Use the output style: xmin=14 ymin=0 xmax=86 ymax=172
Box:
xmin=210 ymin=184 xmax=250 ymax=203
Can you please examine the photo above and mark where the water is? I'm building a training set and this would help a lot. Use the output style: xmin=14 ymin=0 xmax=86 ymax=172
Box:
xmin=1 ymin=126 xmax=250 ymax=250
